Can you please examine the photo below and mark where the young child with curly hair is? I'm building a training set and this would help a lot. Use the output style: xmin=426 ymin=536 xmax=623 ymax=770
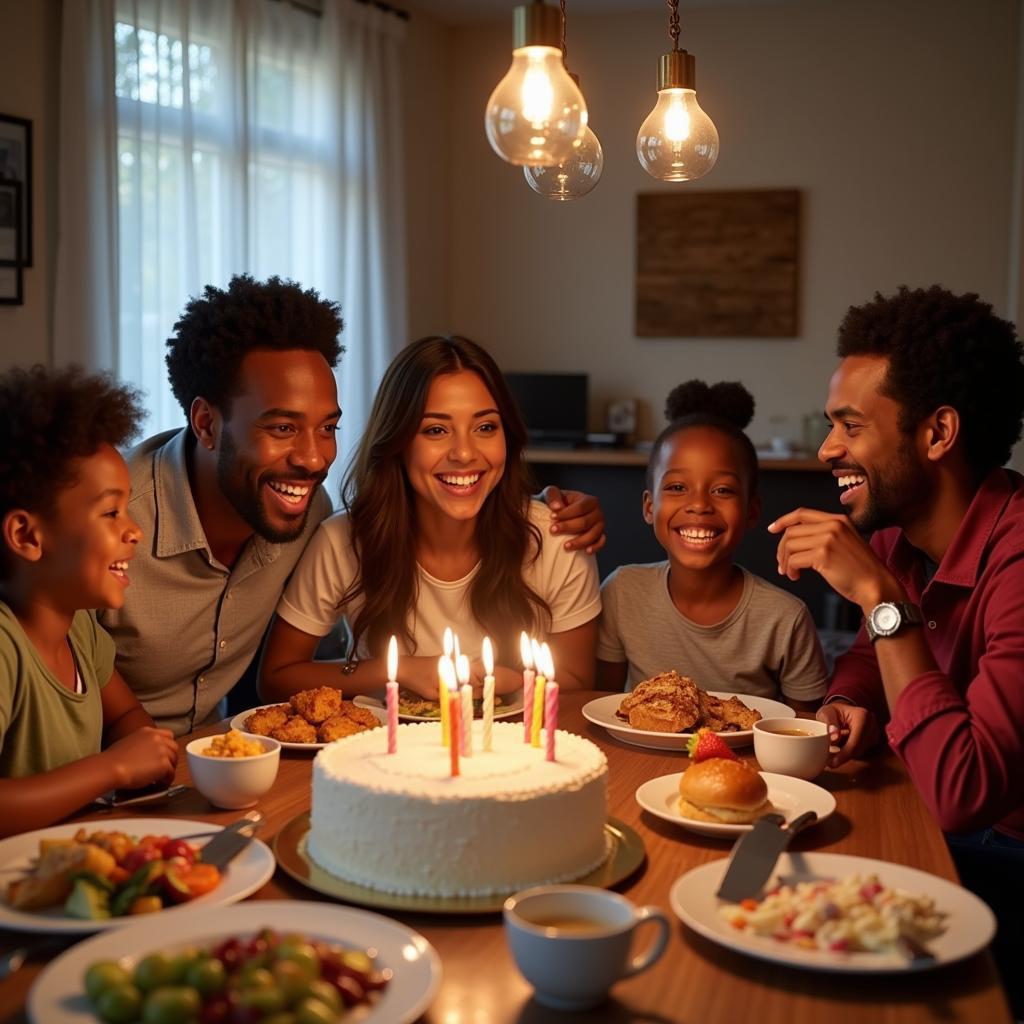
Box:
xmin=0 ymin=366 xmax=178 ymax=836
xmin=597 ymin=379 xmax=827 ymax=708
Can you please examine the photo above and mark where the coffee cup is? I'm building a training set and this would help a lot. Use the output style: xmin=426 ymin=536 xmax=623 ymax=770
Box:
xmin=753 ymin=717 xmax=829 ymax=780
xmin=504 ymin=885 xmax=670 ymax=1010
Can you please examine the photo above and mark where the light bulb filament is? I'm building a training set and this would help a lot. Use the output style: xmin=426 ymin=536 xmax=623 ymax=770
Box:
xmin=522 ymin=59 xmax=555 ymax=125
xmin=665 ymin=94 xmax=691 ymax=143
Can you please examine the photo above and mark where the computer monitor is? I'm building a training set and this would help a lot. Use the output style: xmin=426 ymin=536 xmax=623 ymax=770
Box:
xmin=504 ymin=372 xmax=588 ymax=447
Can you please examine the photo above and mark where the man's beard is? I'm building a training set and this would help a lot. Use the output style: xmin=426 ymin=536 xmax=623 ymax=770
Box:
xmin=847 ymin=437 xmax=930 ymax=534
xmin=216 ymin=429 xmax=323 ymax=543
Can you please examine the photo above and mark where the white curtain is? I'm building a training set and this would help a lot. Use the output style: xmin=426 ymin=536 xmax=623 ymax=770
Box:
xmin=54 ymin=0 xmax=408 ymax=503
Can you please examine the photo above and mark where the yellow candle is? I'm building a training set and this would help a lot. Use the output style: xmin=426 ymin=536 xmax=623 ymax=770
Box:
xmin=438 ymin=655 xmax=452 ymax=747
xmin=531 ymin=673 xmax=546 ymax=747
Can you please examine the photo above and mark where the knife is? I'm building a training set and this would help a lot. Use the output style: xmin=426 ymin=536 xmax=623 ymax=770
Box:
xmin=197 ymin=811 xmax=264 ymax=870
xmin=716 ymin=810 xmax=819 ymax=903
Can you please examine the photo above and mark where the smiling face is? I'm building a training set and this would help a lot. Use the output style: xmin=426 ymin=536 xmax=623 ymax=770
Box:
xmin=643 ymin=426 xmax=759 ymax=573
xmin=820 ymin=354 xmax=931 ymax=533
xmin=38 ymin=444 xmax=142 ymax=611
xmin=403 ymin=369 xmax=507 ymax=530
xmin=213 ymin=349 xmax=341 ymax=543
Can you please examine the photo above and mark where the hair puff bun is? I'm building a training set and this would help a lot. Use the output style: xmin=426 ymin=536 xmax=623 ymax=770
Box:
xmin=664 ymin=379 xmax=755 ymax=430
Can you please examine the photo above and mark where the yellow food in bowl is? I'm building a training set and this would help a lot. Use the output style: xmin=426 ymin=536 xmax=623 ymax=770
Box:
xmin=203 ymin=730 xmax=265 ymax=758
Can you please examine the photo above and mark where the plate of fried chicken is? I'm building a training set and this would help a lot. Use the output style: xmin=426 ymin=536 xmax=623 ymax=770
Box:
xmin=231 ymin=686 xmax=385 ymax=749
xmin=582 ymin=671 xmax=794 ymax=750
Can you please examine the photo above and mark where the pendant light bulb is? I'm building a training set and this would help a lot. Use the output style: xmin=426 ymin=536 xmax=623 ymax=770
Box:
xmin=636 ymin=50 xmax=718 ymax=182
xmin=485 ymin=3 xmax=587 ymax=167
xmin=524 ymin=122 xmax=603 ymax=200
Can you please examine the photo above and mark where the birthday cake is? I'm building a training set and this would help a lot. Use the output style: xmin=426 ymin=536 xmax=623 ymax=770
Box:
xmin=308 ymin=720 xmax=609 ymax=897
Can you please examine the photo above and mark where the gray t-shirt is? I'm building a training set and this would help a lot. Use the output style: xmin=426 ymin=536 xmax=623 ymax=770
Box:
xmin=597 ymin=562 xmax=828 ymax=701
xmin=99 ymin=428 xmax=332 ymax=736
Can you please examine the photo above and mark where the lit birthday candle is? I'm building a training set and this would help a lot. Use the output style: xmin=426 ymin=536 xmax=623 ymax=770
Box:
xmin=457 ymin=653 xmax=472 ymax=757
xmin=386 ymin=635 xmax=399 ymax=754
xmin=481 ymin=637 xmax=495 ymax=752
xmin=539 ymin=642 xmax=558 ymax=761
xmin=437 ymin=656 xmax=451 ymax=747
xmin=521 ymin=632 xmax=535 ymax=744
xmin=441 ymin=657 xmax=460 ymax=777
xmin=530 ymin=639 xmax=546 ymax=748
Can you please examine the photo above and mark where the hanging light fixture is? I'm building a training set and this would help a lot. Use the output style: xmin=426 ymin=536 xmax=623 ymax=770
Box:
xmin=524 ymin=0 xmax=603 ymax=200
xmin=636 ymin=0 xmax=719 ymax=182
xmin=484 ymin=0 xmax=587 ymax=167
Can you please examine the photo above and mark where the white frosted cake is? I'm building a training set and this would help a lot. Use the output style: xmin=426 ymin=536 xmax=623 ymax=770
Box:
xmin=308 ymin=720 xmax=609 ymax=897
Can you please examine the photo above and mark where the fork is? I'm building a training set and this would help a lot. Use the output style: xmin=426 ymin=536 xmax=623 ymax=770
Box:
xmin=177 ymin=809 xmax=264 ymax=840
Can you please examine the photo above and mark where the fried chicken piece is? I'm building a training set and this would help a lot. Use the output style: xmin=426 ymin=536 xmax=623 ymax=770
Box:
xmin=617 ymin=671 xmax=700 ymax=732
xmin=317 ymin=701 xmax=382 ymax=742
xmin=289 ymin=686 xmax=342 ymax=725
xmin=342 ymin=702 xmax=381 ymax=729
xmin=245 ymin=703 xmax=291 ymax=736
xmin=270 ymin=715 xmax=318 ymax=744
xmin=718 ymin=695 xmax=762 ymax=731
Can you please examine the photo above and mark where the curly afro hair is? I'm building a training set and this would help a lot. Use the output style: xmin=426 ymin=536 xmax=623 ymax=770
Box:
xmin=0 ymin=365 xmax=144 ymax=572
xmin=837 ymin=285 xmax=1024 ymax=477
xmin=165 ymin=274 xmax=344 ymax=418
xmin=647 ymin=379 xmax=760 ymax=496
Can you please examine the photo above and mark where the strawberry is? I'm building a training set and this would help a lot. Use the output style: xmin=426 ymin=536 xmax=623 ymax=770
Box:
xmin=686 ymin=727 xmax=737 ymax=762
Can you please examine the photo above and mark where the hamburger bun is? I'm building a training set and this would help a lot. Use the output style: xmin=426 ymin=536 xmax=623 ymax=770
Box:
xmin=678 ymin=758 xmax=770 ymax=824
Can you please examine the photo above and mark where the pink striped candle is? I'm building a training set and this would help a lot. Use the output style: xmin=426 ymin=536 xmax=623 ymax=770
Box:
xmin=545 ymin=681 xmax=559 ymax=761
xmin=386 ymin=636 xmax=399 ymax=753
xmin=520 ymin=632 xmax=535 ymax=744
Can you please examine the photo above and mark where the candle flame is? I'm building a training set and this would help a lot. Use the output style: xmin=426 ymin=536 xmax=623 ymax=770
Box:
xmin=482 ymin=636 xmax=494 ymax=676
xmin=520 ymin=631 xmax=534 ymax=669
xmin=440 ymin=655 xmax=457 ymax=692
xmin=443 ymin=627 xmax=453 ymax=658
xmin=387 ymin=635 xmax=398 ymax=681
xmin=453 ymin=633 xmax=462 ymax=664
xmin=456 ymin=653 xmax=470 ymax=685
xmin=531 ymin=638 xmax=544 ymax=673
xmin=538 ymin=641 xmax=555 ymax=679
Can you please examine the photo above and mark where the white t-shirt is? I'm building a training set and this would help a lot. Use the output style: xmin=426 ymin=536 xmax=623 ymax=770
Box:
xmin=597 ymin=562 xmax=828 ymax=701
xmin=277 ymin=500 xmax=601 ymax=661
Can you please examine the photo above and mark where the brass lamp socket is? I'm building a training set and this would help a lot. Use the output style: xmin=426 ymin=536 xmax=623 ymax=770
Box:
xmin=658 ymin=50 xmax=697 ymax=90
xmin=513 ymin=1 xmax=562 ymax=49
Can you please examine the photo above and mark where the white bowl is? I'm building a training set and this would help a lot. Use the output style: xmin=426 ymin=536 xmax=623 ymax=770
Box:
xmin=186 ymin=735 xmax=281 ymax=809
xmin=753 ymin=717 xmax=829 ymax=780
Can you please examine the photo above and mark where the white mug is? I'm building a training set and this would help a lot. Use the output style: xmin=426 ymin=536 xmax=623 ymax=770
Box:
xmin=503 ymin=884 xmax=670 ymax=1010
xmin=753 ymin=717 xmax=829 ymax=780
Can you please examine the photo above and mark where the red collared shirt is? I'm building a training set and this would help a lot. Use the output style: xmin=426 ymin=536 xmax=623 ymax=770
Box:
xmin=828 ymin=468 xmax=1024 ymax=840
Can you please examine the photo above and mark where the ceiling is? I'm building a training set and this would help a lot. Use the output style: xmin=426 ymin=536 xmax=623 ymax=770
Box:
xmin=407 ymin=0 xmax=785 ymax=27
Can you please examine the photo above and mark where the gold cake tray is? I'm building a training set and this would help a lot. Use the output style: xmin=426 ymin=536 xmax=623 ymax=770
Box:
xmin=273 ymin=812 xmax=645 ymax=915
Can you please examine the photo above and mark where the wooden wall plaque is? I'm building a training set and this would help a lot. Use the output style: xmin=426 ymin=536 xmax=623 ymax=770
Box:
xmin=636 ymin=189 xmax=800 ymax=337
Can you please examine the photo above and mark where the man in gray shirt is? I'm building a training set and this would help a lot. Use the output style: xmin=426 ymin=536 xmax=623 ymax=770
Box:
xmin=102 ymin=275 xmax=607 ymax=735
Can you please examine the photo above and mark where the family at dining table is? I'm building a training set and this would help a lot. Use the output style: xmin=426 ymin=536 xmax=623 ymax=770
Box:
xmin=1 ymin=276 xmax=1023 ymax=1012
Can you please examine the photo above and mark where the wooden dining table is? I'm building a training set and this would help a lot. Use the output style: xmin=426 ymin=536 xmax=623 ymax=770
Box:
xmin=0 ymin=690 xmax=1012 ymax=1023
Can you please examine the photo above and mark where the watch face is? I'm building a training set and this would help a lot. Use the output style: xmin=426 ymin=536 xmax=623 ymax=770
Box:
xmin=872 ymin=604 xmax=900 ymax=633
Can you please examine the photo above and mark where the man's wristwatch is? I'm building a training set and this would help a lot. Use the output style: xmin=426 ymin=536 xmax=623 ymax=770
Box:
xmin=864 ymin=601 xmax=924 ymax=642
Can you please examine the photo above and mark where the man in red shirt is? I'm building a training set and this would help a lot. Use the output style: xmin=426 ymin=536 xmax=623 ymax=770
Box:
xmin=769 ymin=284 xmax=1024 ymax=1013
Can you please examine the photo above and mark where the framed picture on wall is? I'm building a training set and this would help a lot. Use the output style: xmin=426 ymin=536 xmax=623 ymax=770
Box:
xmin=0 ymin=179 xmax=23 ymax=304
xmin=0 ymin=113 xmax=32 ymax=267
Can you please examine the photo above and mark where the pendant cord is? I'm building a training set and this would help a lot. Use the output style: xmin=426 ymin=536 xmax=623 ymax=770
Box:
xmin=560 ymin=0 xmax=568 ymax=66
xmin=667 ymin=0 xmax=680 ymax=51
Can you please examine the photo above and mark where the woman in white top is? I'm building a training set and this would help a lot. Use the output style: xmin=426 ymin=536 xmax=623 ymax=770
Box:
xmin=260 ymin=336 xmax=600 ymax=699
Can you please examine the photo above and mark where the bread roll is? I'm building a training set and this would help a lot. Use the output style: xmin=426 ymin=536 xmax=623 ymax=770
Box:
xmin=678 ymin=758 xmax=770 ymax=824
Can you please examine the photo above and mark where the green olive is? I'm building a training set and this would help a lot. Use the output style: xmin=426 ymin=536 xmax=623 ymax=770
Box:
xmin=238 ymin=964 xmax=275 ymax=990
xmin=140 ymin=985 xmax=201 ymax=1024
xmin=133 ymin=953 xmax=176 ymax=993
xmin=262 ymin=1015 xmax=299 ymax=1024
xmin=238 ymin=984 xmax=287 ymax=1014
xmin=339 ymin=949 xmax=373 ymax=975
xmin=294 ymin=997 xmax=342 ymax=1024
xmin=275 ymin=941 xmax=320 ymax=979
xmin=184 ymin=956 xmax=226 ymax=997
xmin=94 ymin=984 xmax=143 ymax=1024
xmin=167 ymin=946 xmax=201 ymax=984
xmin=84 ymin=961 xmax=133 ymax=1005
xmin=271 ymin=958 xmax=315 ymax=1002
xmin=298 ymin=980 xmax=341 ymax=1012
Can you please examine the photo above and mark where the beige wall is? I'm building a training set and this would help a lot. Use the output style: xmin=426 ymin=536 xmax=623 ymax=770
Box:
xmin=444 ymin=0 xmax=1021 ymax=448
xmin=0 ymin=0 xmax=60 ymax=370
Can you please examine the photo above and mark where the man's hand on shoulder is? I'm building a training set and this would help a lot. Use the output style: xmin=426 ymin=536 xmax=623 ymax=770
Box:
xmin=539 ymin=485 xmax=606 ymax=554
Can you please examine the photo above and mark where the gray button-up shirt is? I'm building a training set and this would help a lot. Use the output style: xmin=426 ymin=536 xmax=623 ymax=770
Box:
xmin=100 ymin=429 xmax=332 ymax=736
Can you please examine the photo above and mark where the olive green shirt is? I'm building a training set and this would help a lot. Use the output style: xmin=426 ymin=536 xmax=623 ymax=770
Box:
xmin=99 ymin=428 xmax=332 ymax=736
xmin=0 ymin=604 xmax=115 ymax=778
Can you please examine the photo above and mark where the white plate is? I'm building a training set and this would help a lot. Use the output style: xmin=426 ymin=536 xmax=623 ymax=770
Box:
xmin=669 ymin=851 xmax=996 ymax=973
xmin=0 ymin=817 xmax=275 ymax=934
xmin=231 ymin=702 xmax=387 ymax=750
xmin=28 ymin=899 xmax=442 ymax=1024
xmin=354 ymin=690 xmax=525 ymax=723
xmin=582 ymin=691 xmax=794 ymax=750
xmin=635 ymin=771 xmax=837 ymax=837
